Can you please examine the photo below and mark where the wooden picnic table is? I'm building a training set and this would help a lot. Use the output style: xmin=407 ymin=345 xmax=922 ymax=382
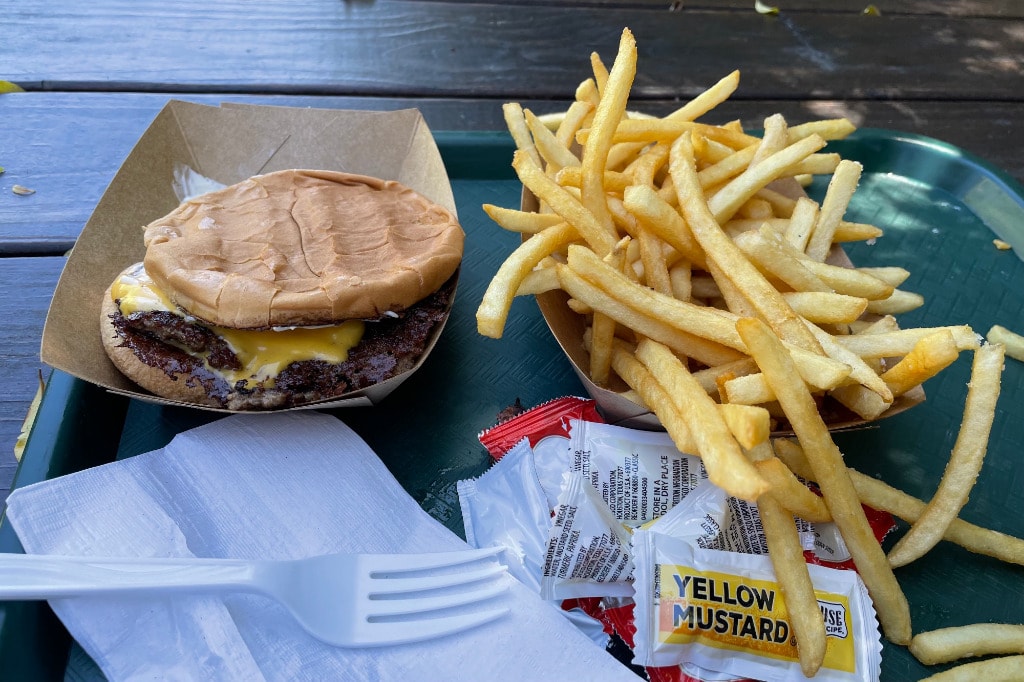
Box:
xmin=2 ymin=1 xmax=1024 ymax=679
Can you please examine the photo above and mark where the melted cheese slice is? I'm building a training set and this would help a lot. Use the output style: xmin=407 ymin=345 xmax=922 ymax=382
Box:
xmin=111 ymin=266 xmax=364 ymax=387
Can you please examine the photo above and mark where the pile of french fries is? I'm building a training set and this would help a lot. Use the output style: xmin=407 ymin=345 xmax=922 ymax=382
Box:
xmin=477 ymin=27 xmax=1024 ymax=680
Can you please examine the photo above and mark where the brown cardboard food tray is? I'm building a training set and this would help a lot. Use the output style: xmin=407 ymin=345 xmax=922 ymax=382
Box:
xmin=522 ymin=187 xmax=924 ymax=431
xmin=41 ymin=101 xmax=458 ymax=411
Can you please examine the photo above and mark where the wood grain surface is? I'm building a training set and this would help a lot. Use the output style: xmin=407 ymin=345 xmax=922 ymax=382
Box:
xmin=6 ymin=2 xmax=1023 ymax=100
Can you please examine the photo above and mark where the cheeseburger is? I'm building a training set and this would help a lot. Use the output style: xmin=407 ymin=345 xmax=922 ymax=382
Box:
xmin=101 ymin=169 xmax=464 ymax=410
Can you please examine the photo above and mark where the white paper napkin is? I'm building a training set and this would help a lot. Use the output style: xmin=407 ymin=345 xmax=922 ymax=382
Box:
xmin=4 ymin=412 xmax=636 ymax=681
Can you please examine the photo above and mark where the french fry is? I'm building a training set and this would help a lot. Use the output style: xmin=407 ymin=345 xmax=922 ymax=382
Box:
xmin=836 ymin=325 xmax=981 ymax=359
xmin=988 ymin=324 xmax=1024 ymax=362
xmin=857 ymin=265 xmax=911 ymax=288
xmin=706 ymin=135 xmax=827 ymax=224
xmin=917 ymin=655 xmax=1024 ymax=682
xmin=696 ymin=143 xmax=759 ymax=189
xmin=581 ymin=28 xmax=636 ymax=237
xmin=750 ymin=113 xmax=789 ymax=165
xmin=850 ymin=468 xmax=1024 ymax=566
xmin=635 ymin=338 xmax=768 ymax=501
xmin=776 ymin=368 xmax=1024 ymax=568
xmin=787 ymin=153 xmax=842 ymax=176
xmin=726 ymin=217 xmax=882 ymax=244
xmin=865 ymin=288 xmax=925 ymax=315
xmin=717 ymin=402 xmax=771 ymax=449
xmin=736 ymin=316 xmax=912 ymax=644
xmin=567 ymin=244 xmax=746 ymax=350
xmin=603 ymin=338 xmax=770 ymax=452
xmin=590 ymin=308 xmax=617 ymax=386
xmin=787 ymin=118 xmax=857 ymax=142
xmin=706 ymin=258 xmax=758 ymax=318
xmin=636 ymin=226 xmax=673 ymax=296
xmin=515 ymin=264 xmax=560 ymax=296
xmin=887 ymin=342 xmax=1005 ymax=568
xmin=603 ymin=71 xmax=742 ymax=172
xmin=483 ymin=204 xmax=564 ymax=234
xmin=755 ymin=456 xmax=832 ymax=523
xmin=622 ymin=183 xmax=706 ymax=266
xmin=721 ymin=373 xmax=776 ymax=405
xmin=721 ymin=346 xmax=852 ymax=402
xmin=832 ymin=221 xmax=884 ymax=242
xmin=524 ymin=108 xmax=580 ymax=172
xmin=626 ymin=142 xmax=669 ymax=188
xmin=782 ymin=291 xmax=868 ymax=325
xmin=608 ymin=339 xmax=699 ymax=454
xmin=879 ymin=329 xmax=960 ymax=398
xmin=829 ymin=383 xmax=894 ymax=421
xmin=555 ymin=167 xmax=632 ymax=193
xmin=689 ymin=274 xmax=721 ymax=300
xmin=805 ymin=321 xmax=894 ymax=403
xmin=590 ymin=241 xmax=629 ymax=386
xmin=554 ymin=100 xmax=594 ymax=149
xmin=803 ymin=259 xmax=895 ymax=300
xmin=805 ymin=159 xmax=863 ymax=261
xmin=665 ymin=70 xmax=741 ymax=122
xmin=512 ymin=151 xmax=617 ymax=255
xmin=783 ymin=197 xmax=820 ymax=250
xmin=692 ymin=357 xmax=758 ymax=395
xmin=737 ymin=197 xmax=775 ymax=220
xmin=756 ymin=492 xmax=827 ymax=677
xmin=733 ymin=226 xmax=832 ymax=293
xmin=668 ymin=261 xmax=692 ymax=301
xmin=557 ymin=263 xmax=746 ymax=366
xmin=477 ymin=222 xmax=578 ymax=338
xmin=599 ymin=119 xmax=757 ymax=149
xmin=566 ymin=244 xmax=854 ymax=386
xmin=910 ymin=624 xmax=1024 ymax=666
xmin=669 ymin=134 xmax=823 ymax=353
xmin=738 ymin=225 xmax=894 ymax=300
xmin=590 ymin=51 xmax=609 ymax=94
xmin=503 ymin=102 xmax=542 ymax=167
xmin=575 ymin=77 xmax=600 ymax=108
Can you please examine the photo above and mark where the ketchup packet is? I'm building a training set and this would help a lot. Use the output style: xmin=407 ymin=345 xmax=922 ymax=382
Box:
xmin=632 ymin=480 xmax=883 ymax=681
xmin=478 ymin=396 xmax=604 ymax=509
xmin=478 ymin=396 xmax=604 ymax=460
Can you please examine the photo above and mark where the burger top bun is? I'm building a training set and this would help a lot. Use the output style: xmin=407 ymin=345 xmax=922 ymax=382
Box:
xmin=142 ymin=169 xmax=464 ymax=329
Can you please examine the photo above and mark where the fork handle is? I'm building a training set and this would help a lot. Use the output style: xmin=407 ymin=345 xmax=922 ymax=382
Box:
xmin=0 ymin=553 xmax=260 ymax=600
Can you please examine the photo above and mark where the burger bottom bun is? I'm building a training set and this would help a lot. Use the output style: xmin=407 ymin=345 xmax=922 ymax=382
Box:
xmin=100 ymin=286 xmax=223 ymax=407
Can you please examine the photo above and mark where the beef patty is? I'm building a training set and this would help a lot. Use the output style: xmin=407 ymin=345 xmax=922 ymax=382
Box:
xmin=108 ymin=275 xmax=456 ymax=410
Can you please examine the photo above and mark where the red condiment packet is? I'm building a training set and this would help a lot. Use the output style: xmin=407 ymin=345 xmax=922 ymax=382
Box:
xmin=800 ymin=481 xmax=897 ymax=571
xmin=478 ymin=396 xmax=604 ymax=460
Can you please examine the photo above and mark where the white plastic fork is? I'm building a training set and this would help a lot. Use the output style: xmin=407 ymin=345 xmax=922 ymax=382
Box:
xmin=0 ymin=546 xmax=510 ymax=647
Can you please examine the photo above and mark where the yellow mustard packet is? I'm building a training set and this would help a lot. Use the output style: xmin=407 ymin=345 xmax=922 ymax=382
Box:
xmin=632 ymin=480 xmax=882 ymax=680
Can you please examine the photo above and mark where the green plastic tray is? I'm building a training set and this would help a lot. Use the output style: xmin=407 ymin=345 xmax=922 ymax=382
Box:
xmin=2 ymin=130 xmax=1023 ymax=680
